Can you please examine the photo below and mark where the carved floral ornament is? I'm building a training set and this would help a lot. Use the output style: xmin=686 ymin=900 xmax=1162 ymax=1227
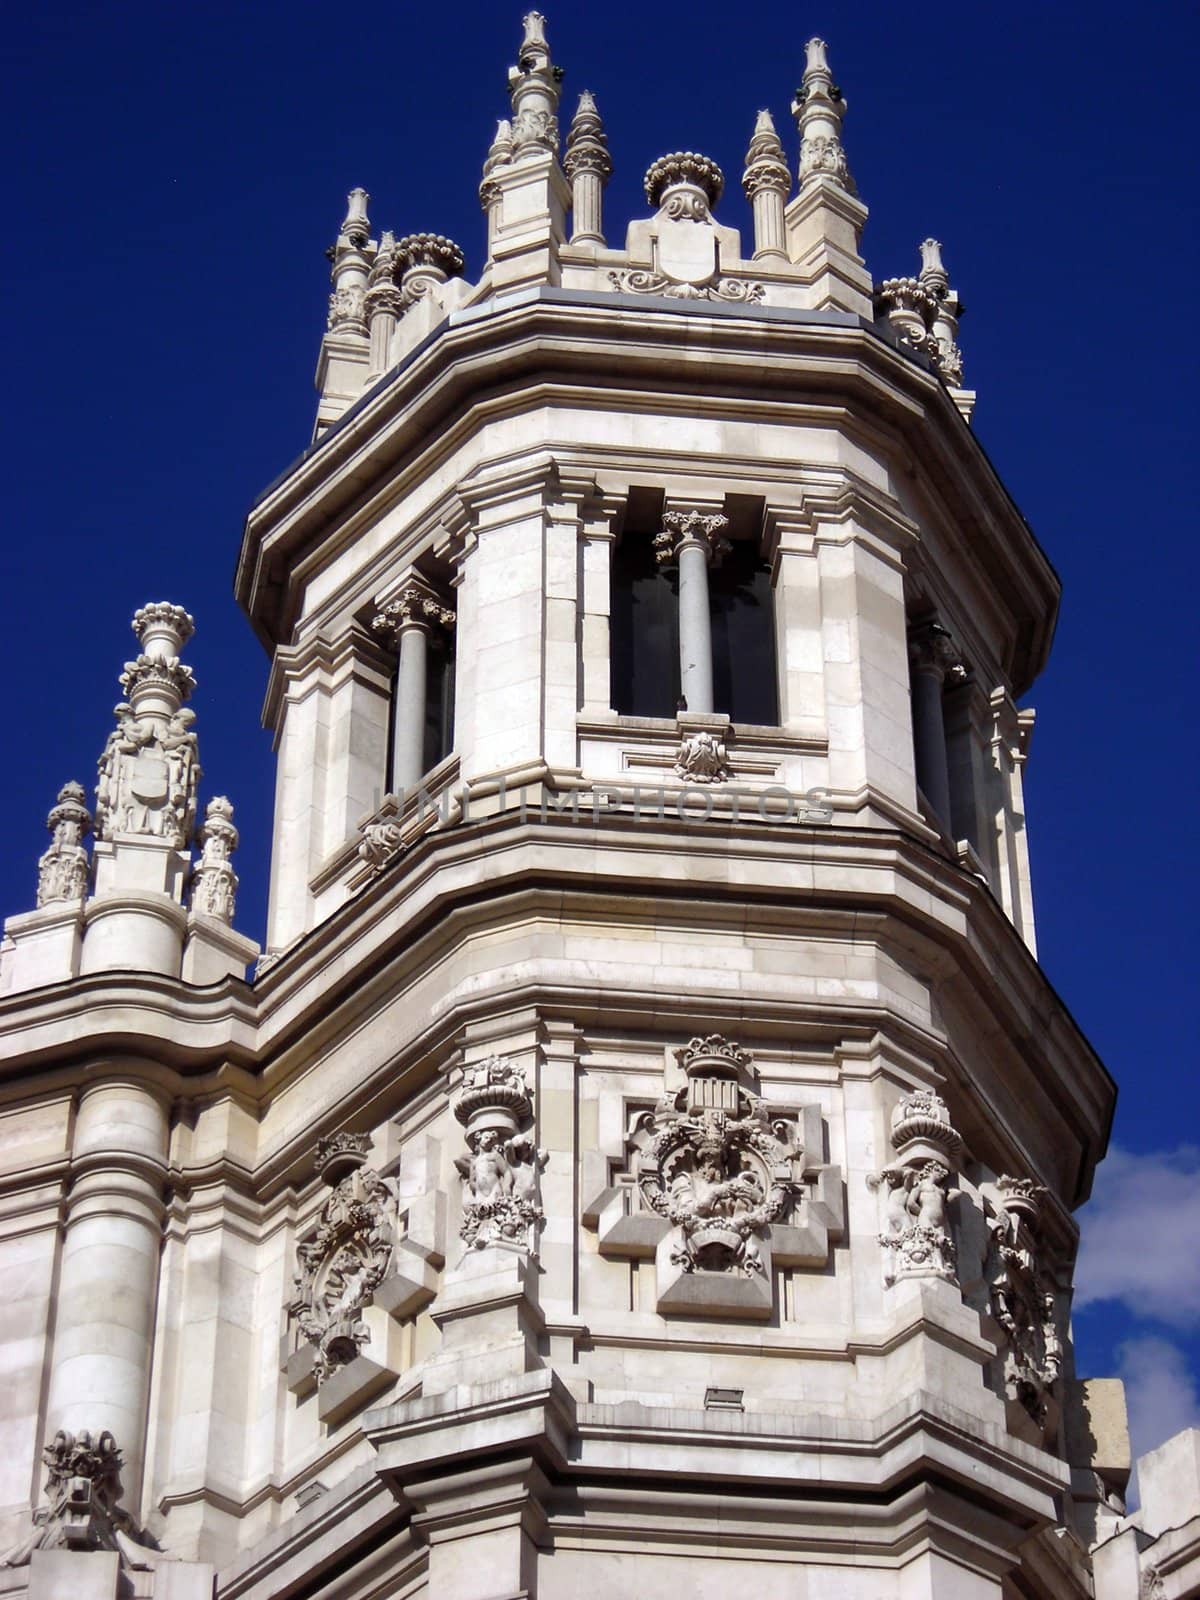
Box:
xmin=452 ymin=1057 xmax=546 ymax=1254
xmin=585 ymin=1035 xmax=844 ymax=1317
xmin=674 ymin=730 xmax=731 ymax=785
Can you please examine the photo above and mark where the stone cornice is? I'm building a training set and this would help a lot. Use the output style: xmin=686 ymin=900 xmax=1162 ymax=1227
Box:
xmin=0 ymin=812 xmax=1113 ymax=1206
xmin=237 ymin=291 xmax=1058 ymax=692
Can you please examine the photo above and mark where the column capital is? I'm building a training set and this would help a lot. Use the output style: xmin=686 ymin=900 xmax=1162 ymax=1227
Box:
xmin=372 ymin=579 xmax=455 ymax=648
xmin=908 ymin=619 xmax=965 ymax=683
xmin=655 ymin=508 xmax=731 ymax=568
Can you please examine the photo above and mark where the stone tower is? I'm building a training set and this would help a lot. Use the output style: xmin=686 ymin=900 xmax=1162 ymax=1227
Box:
xmin=2 ymin=15 xmax=1196 ymax=1600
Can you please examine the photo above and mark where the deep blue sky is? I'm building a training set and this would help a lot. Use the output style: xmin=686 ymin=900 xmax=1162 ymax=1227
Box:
xmin=4 ymin=2 xmax=1197 ymax=1459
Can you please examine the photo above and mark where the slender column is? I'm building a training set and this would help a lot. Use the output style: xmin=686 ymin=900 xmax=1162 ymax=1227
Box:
xmin=742 ymin=110 xmax=790 ymax=261
xmin=908 ymin=621 xmax=962 ymax=827
xmin=365 ymin=231 xmax=403 ymax=380
xmin=656 ymin=510 xmax=729 ymax=716
xmin=45 ymin=1076 xmax=169 ymax=1514
xmin=373 ymin=581 xmax=455 ymax=793
xmin=564 ymin=92 xmax=611 ymax=245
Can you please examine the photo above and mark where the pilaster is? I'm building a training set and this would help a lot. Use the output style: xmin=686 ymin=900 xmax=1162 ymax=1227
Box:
xmin=815 ymin=511 xmax=917 ymax=814
xmin=262 ymin=625 xmax=392 ymax=950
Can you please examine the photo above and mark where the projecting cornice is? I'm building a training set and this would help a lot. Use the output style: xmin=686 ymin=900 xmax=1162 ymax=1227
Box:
xmin=236 ymin=290 xmax=1059 ymax=694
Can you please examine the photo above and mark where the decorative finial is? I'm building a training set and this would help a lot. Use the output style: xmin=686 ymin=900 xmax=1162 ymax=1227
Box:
xmin=95 ymin=604 xmax=201 ymax=848
xmin=340 ymin=188 xmax=371 ymax=248
xmin=189 ymin=796 xmax=239 ymax=923
xmin=395 ymin=234 xmax=466 ymax=302
xmin=36 ymin=782 xmax=92 ymax=907
xmin=792 ymin=37 xmax=854 ymax=193
xmin=644 ymin=152 xmax=725 ymax=213
xmin=508 ymin=11 xmax=563 ymax=157
xmin=565 ymin=92 xmax=612 ymax=244
xmin=918 ymin=238 xmax=965 ymax=387
xmin=327 ymin=190 xmax=372 ymax=336
xmin=742 ymin=110 xmax=790 ymax=259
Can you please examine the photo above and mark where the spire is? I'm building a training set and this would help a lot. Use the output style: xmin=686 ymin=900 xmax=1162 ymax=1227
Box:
xmin=565 ymin=92 xmax=612 ymax=244
xmin=741 ymin=110 xmax=790 ymax=260
xmin=508 ymin=11 xmax=564 ymax=158
xmin=791 ymin=38 xmax=854 ymax=193
xmin=36 ymin=783 xmax=92 ymax=908
xmin=919 ymin=238 xmax=966 ymax=389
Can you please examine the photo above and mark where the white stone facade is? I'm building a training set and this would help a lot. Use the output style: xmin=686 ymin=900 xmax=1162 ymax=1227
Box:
xmin=0 ymin=15 xmax=1192 ymax=1600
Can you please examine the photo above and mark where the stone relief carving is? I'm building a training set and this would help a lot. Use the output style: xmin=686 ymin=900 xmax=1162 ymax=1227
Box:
xmin=985 ymin=1176 xmax=1062 ymax=1433
xmin=359 ymin=819 xmax=405 ymax=871
xmin=638 ymin=1038 xmax=793 ymax=1280
xmin=452 ymin=1057 xmax=546 ymax=1254
xmin=327 ymin=284 xmax=367 ymax=334
xmin=869 ymin=1088 xmax=963 ymax=1288
xmin=292 ymin=1134 xmax=398 ymax=1384
xmin=674 ymin=731 xmax=731 ymax=784
xmin=1 ymin=1430 xmax=152 ymax=1568
xmin=189 ymin=795 xmax=239 ymax=922
xmin=615 ymin=151 xmax=766 ymax=305
xmin=36 ymin=782 xmax=92 ymax=906
xmin=608 ymin=268 xmax=765 ymax=305
xmin=585 ymin=1035 xmax=844 ymax=1318
xmin=95 ymin=604 xmax=200 ymax=848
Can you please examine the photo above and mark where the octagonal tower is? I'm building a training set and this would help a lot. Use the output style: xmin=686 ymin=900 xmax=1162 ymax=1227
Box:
xmin=4 ymin=15 xmax=1168 ymax=1600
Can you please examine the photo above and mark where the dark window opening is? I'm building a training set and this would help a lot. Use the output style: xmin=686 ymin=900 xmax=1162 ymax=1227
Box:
xmin=610 ymin=514 xmax=778 ymax=726
xmin=610 ymin=524 xmax=680 ymax=717
xmin=423 ymin=642 xmax=455 ymax=774
xmin=710 ymin=539 xmax=778 ymax=726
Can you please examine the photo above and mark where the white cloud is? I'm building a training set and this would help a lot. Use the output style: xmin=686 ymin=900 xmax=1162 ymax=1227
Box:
xmin=1075 ymin=1145 xmax=1200 ymax=1326
xmin=1117 ymin=1336 xmax=1200 ymax=1490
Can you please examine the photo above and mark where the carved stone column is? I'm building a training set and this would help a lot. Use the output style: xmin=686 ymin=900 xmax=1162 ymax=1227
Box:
xmin=742 ymin=110 xmax=790 ymax=261
xmin=907 ymin=620 xmax=962 ymax=828
xmin=364 ymin=231 xmax=403 ymax=380
xmin=656 ymin=509 xmax=730 ymax=715
xmin=45 ymin=1076 xmax=169 ymax=1518
xmin=372 ymin=580 xmax=455 ymax=793
xmin=564 ymin=91 xmax=611 ymax=244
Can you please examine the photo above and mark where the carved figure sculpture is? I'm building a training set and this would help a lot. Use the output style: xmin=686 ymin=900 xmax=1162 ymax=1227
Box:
xmin=869 ymin=1087 xmax=963 ymax=1287
xmin=1 ymin=1430 xmax=151 ymax=1568
xmin=36 ymin=782 xmax=92 ymax=906
xmin=452 ymin=1057 xmax=546 ymax=1254
xmin=637 ymin=1037 xmax=797 ymax=1278
xmin=291 ymin=1134 xmax=397 ymax=1383
xmin=986 ymin=1177 xmax=1062 ymax=1430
